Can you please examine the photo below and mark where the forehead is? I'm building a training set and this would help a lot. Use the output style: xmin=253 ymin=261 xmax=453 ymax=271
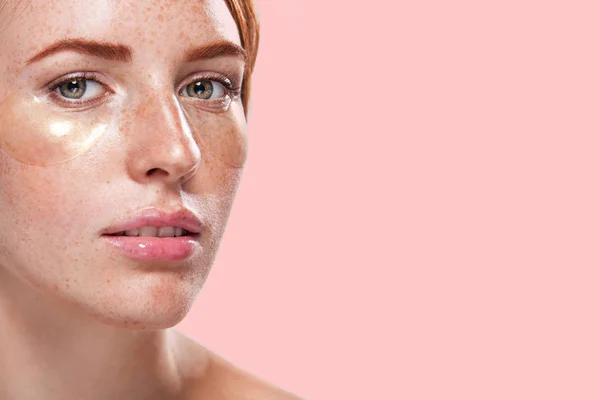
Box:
xmin=1 ymin=0 xmax=240 ymax=64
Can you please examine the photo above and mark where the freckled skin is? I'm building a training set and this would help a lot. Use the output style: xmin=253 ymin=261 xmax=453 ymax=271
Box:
xmin=0 ymin=0 xmax=243 ymax=329
xmin=0 ymin=0 xmax=302 ymax=399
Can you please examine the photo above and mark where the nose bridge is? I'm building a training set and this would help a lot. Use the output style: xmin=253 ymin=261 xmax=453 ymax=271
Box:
xmin=125 ymin=86 xmax=201 ymax=183
xmin=134 ymin=90 xmax=191 ymax=141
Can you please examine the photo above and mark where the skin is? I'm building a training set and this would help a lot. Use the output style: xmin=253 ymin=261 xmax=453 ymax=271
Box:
xmin=0 ymin=0 xmax=302 ymax=399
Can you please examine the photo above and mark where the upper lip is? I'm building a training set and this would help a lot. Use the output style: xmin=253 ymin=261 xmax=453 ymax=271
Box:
xmin=101 ymin=207 xmax=203 ymax=235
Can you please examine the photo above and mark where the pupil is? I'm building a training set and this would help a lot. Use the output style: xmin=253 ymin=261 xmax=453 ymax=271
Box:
xmin=194 ymin=82 xmax=205 ymax=94
xmin=67 ymin=80 xmax=80 ymax=93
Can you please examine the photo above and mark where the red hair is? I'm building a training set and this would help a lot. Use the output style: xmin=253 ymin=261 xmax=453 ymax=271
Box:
xmin=223 ymin=0 xmax=260 ymax=118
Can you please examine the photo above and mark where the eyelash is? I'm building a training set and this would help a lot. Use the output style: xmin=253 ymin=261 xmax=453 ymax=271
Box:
xmin=46 ymin=71 xmax=242 ymax=107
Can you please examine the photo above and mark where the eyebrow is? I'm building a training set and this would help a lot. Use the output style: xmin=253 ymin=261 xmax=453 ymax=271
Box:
xmin=26 ymin=39 xmax=133 ymax=64
xmin=26 ymin=38 xmax=246 ymax=65
xmin=184 ymin=41 xmax=247 ymax=63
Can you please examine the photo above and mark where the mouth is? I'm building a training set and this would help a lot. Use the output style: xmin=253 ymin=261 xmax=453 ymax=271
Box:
xmin=101 ymin=208 xmax=203 ymax=236
xmin=100 ymin=208 xmax=203 ymax=261
xmin=104 ymin=226 xmax=197 ymax=238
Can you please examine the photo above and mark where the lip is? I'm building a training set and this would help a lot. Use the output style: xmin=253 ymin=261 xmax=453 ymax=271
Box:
xmin=101 ymin=207 xmax=203 ymax=262
xmin=101 ymin=208 xmax=203 ymax=235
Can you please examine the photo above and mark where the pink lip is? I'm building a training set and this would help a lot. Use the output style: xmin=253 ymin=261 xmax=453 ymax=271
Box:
xmin=101 ymin=208 xmax=203 ymax=235
xmin=101 ymin=208 xmax=203 ymax=262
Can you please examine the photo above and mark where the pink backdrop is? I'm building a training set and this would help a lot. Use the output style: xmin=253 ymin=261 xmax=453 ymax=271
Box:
xmin=178 ymin=1 xmax=600 ymax=398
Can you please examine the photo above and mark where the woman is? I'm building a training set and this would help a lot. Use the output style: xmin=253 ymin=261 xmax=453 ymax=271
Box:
xmin=0 ymin=0 xmax=301 ymax=398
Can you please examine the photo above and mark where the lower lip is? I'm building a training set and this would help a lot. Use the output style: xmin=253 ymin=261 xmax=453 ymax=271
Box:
xmin=101 ymin=235 xmax=199 ymax=261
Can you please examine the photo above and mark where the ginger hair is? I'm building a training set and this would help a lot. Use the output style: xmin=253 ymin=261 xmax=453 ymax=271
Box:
xmin=223 ymin=0 xmax=260 ymax=118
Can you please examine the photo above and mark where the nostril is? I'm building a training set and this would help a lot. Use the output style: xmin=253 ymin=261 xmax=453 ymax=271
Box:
xmin=146 ymin=168 xmax=164 ymax=176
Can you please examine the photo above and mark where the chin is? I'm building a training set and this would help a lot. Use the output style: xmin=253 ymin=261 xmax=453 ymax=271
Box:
xmin=76 ymin=272 xmax=206 ymax=331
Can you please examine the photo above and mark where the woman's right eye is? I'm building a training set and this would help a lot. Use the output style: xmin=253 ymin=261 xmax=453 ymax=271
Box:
xmin=52 ymin=78 xmax=106 ymax=102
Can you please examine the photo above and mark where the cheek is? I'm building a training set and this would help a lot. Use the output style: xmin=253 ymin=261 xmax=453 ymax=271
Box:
xmin=195 ymin=122 xmax=248 ymax=168
xmin=183 ymin=98 xmax=248 ymax=168
xmin=185 ymin=159 xmax=244 ymax=246
xmin=0 ymin=156 xmax=82 ymax=237
xmin=184 ymin=105 xmax=248 ymax=228
xmin=0 ymin=157 xmax=70 ymax=279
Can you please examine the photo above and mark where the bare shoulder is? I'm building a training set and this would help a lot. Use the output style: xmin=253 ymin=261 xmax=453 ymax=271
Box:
xmin=204 ymin=351 xmax=304 ymax=400
xmin=172 ymin=329 xmax=304 ymax=400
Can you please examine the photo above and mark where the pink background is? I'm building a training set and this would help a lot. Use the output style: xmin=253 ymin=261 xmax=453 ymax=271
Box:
xmin=178 ymin=1 xmax=600 ymax=399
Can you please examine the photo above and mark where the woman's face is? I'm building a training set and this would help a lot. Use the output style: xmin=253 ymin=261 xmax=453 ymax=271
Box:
xmin=0 ymin=0 xmax=247 ymax=329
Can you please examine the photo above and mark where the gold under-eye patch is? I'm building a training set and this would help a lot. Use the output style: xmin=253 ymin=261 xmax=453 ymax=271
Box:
xmin=0 ymin=93 xmax=109 ymax=166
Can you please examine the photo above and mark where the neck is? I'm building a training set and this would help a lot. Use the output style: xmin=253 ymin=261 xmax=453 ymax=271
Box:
xmin=0 ymin=267 xmax=186 ymax=400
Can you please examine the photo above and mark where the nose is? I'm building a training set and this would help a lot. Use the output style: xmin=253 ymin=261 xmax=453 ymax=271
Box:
xmin=125 ymin=93 xmax=201 ymax=187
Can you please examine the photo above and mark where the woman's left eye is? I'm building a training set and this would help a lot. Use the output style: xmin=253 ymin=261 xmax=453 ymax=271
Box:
xmin=181 ymin=79 xmax=227 ymax=100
